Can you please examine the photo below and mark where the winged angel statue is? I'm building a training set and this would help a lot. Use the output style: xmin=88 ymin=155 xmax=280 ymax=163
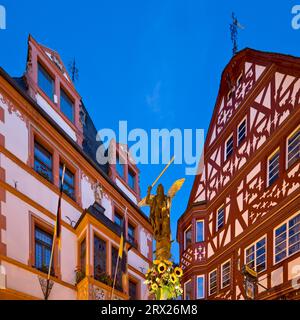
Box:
xmin=139 ymin=179 xmax=185 ymax=261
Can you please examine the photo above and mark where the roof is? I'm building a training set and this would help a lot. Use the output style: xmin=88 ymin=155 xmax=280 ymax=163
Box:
xmin=0 ymin=67 xmax=150 ymax=225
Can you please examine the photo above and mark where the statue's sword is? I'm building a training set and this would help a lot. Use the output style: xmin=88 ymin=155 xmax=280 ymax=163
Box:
xmin=151 ymin=156 xmax=175 ymax=188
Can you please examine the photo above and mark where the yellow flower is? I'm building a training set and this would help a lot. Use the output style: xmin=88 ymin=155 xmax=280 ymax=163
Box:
xmin=153 ymin=260 xmax=161 ymax=265
xmin=158 ymin=262 xmax=167 ymax=273
xmin=164 ymin=260 xmax=173 ymax=266
xmin=174 ymin=267 xmax=183 ymax=277
xmin=151 ymin=283 xmax=158 ymax=291
xmin=170 ymin=273 xmax=177 ymax=284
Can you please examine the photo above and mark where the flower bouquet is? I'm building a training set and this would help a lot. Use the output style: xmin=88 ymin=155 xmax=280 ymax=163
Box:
xmin=145 ymin=260 xmax=183 ymax=300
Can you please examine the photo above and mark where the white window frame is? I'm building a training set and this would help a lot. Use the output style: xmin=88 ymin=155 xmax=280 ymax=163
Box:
xmin=196 ymin=220 xmax=204 ymax=243
xmin=286 ymin=125 xmax=300 ymax=169
xmin=216 ymin=206 xmax=225 ymax=232
xmin=274 ymin=211 xmax=300 ymax=265
xmin=244 ymin=236 xmax=267 ymax=273
xmin=184 ymin=225 xmax=192 ymax=250
xmin=184 ymin=280 xmax=192 ymax=300
xmin=237 ymin=117 xmax=247 ymax=146
xmin=208 ymin=269 xmax=217 ymax=296
xmin=221 ymin=260 xmax=231 ymax=289
xmin=225 ymin=134 xmax=234 ymax=161
xmin=196 ymin=275 xmax=205 ymax=299
xmin=267 ymin=148 xmax=280 ymax=187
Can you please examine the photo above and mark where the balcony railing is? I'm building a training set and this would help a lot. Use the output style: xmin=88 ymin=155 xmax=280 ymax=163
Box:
xmin=76 ymin=276 xmax=128 ymax=300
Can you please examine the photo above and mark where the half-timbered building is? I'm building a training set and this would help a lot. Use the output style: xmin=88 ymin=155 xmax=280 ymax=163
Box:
xmin=177 ymin=49 xmax=300 ymax=300
xmin=0 ymin=36 xmax=153 ymax=300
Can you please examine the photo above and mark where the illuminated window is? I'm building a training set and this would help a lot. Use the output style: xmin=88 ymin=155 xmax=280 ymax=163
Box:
xmin=245 ymin=237 xmax=266 ymax=273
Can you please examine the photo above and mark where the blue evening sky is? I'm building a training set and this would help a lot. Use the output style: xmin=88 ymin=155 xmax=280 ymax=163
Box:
xmin=0 ymin=1 xmax=299 ymax=262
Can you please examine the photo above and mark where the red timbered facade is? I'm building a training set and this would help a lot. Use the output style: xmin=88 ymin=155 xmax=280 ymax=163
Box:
xmin=177 ymin=48 xmax=300 ymax=300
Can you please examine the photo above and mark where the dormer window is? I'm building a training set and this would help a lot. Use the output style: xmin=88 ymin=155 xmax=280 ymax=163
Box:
xmin=116 ymin=156 xmax=125 ymax=179
xmin=38 ymin=63 xmax=54 ymax=102
xmin=128 ymin=168 xmax=136 ymax=190
xmin=60 ymin=88 xmax=74 ymax=123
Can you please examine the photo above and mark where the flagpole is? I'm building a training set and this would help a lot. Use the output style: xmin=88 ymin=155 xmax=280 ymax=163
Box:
xmin=111 ymin=254 xmax=120 ymax=300
xmin=44 ymin=164 xmax=66 ymax=300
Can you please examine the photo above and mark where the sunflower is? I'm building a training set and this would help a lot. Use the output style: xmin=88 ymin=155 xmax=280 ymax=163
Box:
xmin=153 ymin=260 xmax=161 ymax=265
xmin=164 ymin=260 xmax=173 ymax=266
xmin=170 ymin=273 xmax=177 ymax=284
xmin=174 ymin=267 xmax=183 ymax=277
xmin=158 ymin=262 xmax=167 ymax=273
xmin=151 ymin=283 xmax=158 ymax=291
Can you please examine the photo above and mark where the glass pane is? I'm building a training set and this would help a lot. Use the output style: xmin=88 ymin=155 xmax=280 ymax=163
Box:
xmin=60 ymin=164 xmax=75 ymax=199
xmin=60 ymin=89 xmax=74 ymax=122
xmin=197 ymin=277 xmax=204 ymax=299
xmin=94 ymin=236 xmax=106 ymax=280
xmin=196 ymin=221 xmax=204 ymax=242
xmin=116 ymin=158 xmax=124 ymax=178
xmin=129 ymin=281 xmax=137 ymax=300
xmin=128 ymin=170 xmax=135 ymax=189
xmin=184 ymin=281 xmax=192 ymax=300
xmin=38 ymin=63 xmax=54 ymax=101
xmin=184 ymin=227 xmax=192 ymax=249
xmin=114 ymin=213 xmax=123 ymax=227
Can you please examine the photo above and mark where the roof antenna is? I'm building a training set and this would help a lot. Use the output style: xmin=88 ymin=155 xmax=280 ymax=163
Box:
xmin=230 ymin=12 xmax=244 ymax=56
xmin=68 ymin=58 xmax=79 ymax=83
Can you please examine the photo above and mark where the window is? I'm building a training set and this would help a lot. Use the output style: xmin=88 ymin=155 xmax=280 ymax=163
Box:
xmin=197 ymin=276 xmax=205 ymax=299
xmin=238 ymin=119 xmax=247 ymax=145
xmin=221 ymin=261 xmax=231 ymax=288
xmin=128 ymin=223 xmax=136 ymax=246
xmin=35 ymin=227 xmax=53 ymax=274
xmin=268 ymin=149 xmax=280 ymax=186
xmin=129 ymin=280 xmax=138 ymax=300
xmin=128 ymin=169 xmax=136 ymax=190
xmin=275 ymin=213 xmax=300 ymax=263
xmin=184 ymin=226 xmax=192 ymax=250
xmin=111 ymin=246 xmax=122 ymax=291
xmin=60 ymin=88 xmax=74 ymax=123
xmin=245 ymin=237 xmax=266 ymax=273
xmin=94 ymin=236 xmax=106 ymax=280
xmin=34 ymin=141 xmax=53 ymax=182
xmin=184 ymin=280 xmax=192 ymax=300
xmin=217 ymin=207 xmax=225 ymax=231
xmin=116 ymin=157 xmax=124 ymax=178
xmin=225 ymin=135 xmax=234 ymax=160
xmin=114 ymin=212 xmax=123 ymax=228
xmin=38 ymin=63 xmax=54 ymax=101
xmin=287 ymin=127 xmax=300 ymax=168
xmin=60 ymin=163 xmax=75 ymax=200
xmin=209 ymin=269 xmax=217 ymax=295
xmin=80 ymin=238 xmax=86 ymax=275
xmin=196 ymin=220 xmax=204 ymax=242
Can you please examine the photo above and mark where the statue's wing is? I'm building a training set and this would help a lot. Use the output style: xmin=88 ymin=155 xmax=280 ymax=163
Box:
xmin=167 ymin=178 xmax=185 ymax=199
xmin=138 ymin=195 xmax=154 ymax=207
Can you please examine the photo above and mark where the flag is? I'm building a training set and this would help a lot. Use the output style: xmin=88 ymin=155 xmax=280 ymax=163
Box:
xmin=56 ymin=164 xmax=65 ymax=249
xmin=118 ymin=217 xmax=126 ymax=259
